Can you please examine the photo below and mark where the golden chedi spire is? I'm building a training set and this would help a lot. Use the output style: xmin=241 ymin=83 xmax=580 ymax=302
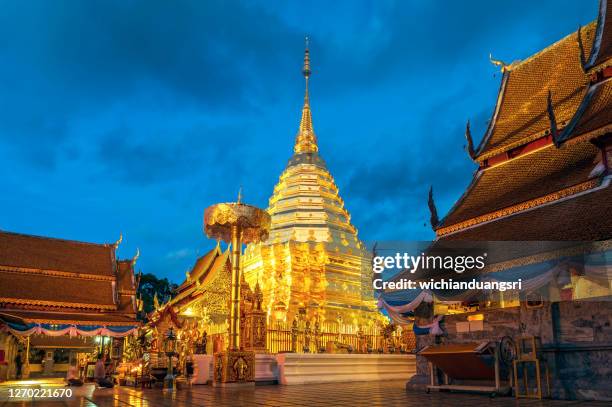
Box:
xmin=241 ymin=36 xmax=384 ymax=326
xmin=294 ymin=36 xmax=318 ymax=154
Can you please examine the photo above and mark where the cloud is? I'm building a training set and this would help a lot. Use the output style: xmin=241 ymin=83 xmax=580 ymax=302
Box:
xmin=0 ymin=0 xmax=305 ymax=170
xmin=0 ymin=0 xmax=600 ymax=282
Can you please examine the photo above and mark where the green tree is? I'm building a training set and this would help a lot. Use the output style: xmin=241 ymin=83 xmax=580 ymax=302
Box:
xmin=137 ymin=273 xmax=178 ymax=315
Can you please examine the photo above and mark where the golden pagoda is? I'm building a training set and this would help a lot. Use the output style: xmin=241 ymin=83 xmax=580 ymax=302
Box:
xmin=242 ymin=39 xmax=383 ymax=326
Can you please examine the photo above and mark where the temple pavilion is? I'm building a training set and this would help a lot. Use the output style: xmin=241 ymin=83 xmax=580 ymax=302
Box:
xmin=0 ymin=231 xmax=140 ymax=380
xmin=384 ymin=0 xmax=612 ymax=400
xmin=431 ymin=18 xmax=611 ymax=242
xmin=241 ymin=42 xmax=383 ymax=326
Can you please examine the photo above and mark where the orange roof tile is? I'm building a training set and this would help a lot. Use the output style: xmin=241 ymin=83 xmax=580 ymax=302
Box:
xmin=559 ymin=78 xmax=612 ymax=144
xmin=116 ymin=260 xmax=136 ymax=294
xmin=175 ymin=246 xmax=220 ymax=293
xmin=0 ymin=231 xmax=115 ymax=276
xmin=477 ymin=23 xmax=596 ymax=160
xmin=441 ymin=184 xmax=612 ymax=241
xmin=0 ymin=269 xmax=116 ymax=309
xmin=440 ymin=141 xmax=600 ymax=228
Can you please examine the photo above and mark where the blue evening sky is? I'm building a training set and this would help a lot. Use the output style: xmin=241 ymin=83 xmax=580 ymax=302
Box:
xmin=0 ymin=1 xmax=599 ymax=282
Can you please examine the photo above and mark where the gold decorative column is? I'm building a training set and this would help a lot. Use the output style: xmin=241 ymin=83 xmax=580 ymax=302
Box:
xmin=204 ymin=198 xmax=270 ymax=385
xmin=230 ymin=224 xmax=241 ymax=350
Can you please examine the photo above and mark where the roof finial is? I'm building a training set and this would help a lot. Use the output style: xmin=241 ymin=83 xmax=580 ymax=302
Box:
xmin=113 ymin=233 xmax=123 ymax=249
xmin=489 ymin=53 xmax=510 ymax=72
xmin=237 ymin=186 xmax=242 ymax=204
xmin=464 ymin=120 xmax=477 ymax=161
xmin=428 ymin=186 xmax=439 ymax=230
xmin=131 ymin=248 xmax=140 ymax=266
xmin=294 ymin=36 xmax=318 ymax=154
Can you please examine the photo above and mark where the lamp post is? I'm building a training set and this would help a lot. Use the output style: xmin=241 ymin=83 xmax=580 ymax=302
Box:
xmin=204 ymin=197 xmax=270 ymax=385
xmin=163 ymin=327 xmax=177 ymax=392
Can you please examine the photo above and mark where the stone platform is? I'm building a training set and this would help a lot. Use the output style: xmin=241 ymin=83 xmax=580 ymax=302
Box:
xmin=276 ymin=353 xmax=416 ymax=385
xmin=191 ymin=354 xmax=278 ymax=384
xmin=191 ymin=353 xmax=415 ymax=385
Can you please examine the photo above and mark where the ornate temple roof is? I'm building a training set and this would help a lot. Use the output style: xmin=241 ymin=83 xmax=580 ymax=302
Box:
xmin=442 ymin=183 xmax=612 ymax=241
xmin=435 ymin=5 xmax=612 ymax=241
xmin=557 ymin=78 xmax=612 ymax=144
xmin=475 ymin=23 xmax=596 ymax=162
xmin=170 ymin=244 xmax=230 ymax=312
xmin=0 ymin=272 xmax=116 ymax=309
xmin=586 ymin=0 xmax=612 ymax=70
xmin=552 ymin=2 xmax=612 ymax=145
xmin=175 ymin=243 xmax=223 ymax=293
xmin=438 ymin=141 xmax=601 ymax=233
xmin=0 ymin=230 xmax=138 ymax=325
xmin=0 ymin=230 xmax=116 ymax=276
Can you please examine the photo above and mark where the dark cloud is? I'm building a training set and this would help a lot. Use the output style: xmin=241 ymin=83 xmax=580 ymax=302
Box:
xmin=0 ymin=0 xmax=599 ymax=281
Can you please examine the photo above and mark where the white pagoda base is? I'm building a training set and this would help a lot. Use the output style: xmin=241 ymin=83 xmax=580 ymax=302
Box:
xmin=276 ymin=353 xmax=416 ymax=385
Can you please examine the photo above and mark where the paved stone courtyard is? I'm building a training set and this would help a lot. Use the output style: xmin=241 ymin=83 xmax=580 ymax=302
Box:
xmin=3 ymin=380 xmax=611 ymax=407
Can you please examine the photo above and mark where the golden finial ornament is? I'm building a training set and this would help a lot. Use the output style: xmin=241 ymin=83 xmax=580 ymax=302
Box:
xmin=294 ymin=35 xmax=318 ymax=154
xmin=489 ymin=53 xmax=509 ymax=72
xmin=113 ymin=233 xmax=123 ymax=249
xmin=131 ymin=248 xmax=140 ymax=266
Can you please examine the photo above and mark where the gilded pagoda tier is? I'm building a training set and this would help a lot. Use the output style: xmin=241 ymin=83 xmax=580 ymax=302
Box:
xmin=241 ymin=43 xmax=383 ymax=326
xmin=242 ymin=238 xmax=380 ymax=325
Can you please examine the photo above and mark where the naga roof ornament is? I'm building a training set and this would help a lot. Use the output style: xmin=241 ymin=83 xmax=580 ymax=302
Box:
xmin=428 ymin=186 xmax=439 ymax=230
xmin=465 ymin=120 xmax=477 ymax=161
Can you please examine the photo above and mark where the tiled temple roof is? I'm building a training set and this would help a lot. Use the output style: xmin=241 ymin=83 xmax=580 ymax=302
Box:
xmin=441 ymin=184 xmax=612 ymax=241
xmin=435 ymin=11 xmax=612 ymax=241
xmin=558 ymin=79 xmax=612 ymax=144
xmin=171 ymin=245 xmax=230 ymax=307
xmin=475 ymin=23 xmax=596 ymax=161
xmin=0 ymin=231 xmax=115 ymax=276
xmin=0 ymin=230 xmax=138 ymax=325
xmin=439 ymin=141 xmax=600 ymax=229
xmin=0 ymin=272 xmax=115 ymax=309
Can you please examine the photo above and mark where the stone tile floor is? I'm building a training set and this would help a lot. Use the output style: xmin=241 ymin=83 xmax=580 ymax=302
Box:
xmin=2 ymin=380 xmax=611 ymax=406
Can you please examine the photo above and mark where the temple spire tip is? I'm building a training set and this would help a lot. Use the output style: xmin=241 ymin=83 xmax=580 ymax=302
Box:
xmin=294 ymin=35 xmax=318 ymax=154
xmin=302 ymin=36 xmax=311 ymax=79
